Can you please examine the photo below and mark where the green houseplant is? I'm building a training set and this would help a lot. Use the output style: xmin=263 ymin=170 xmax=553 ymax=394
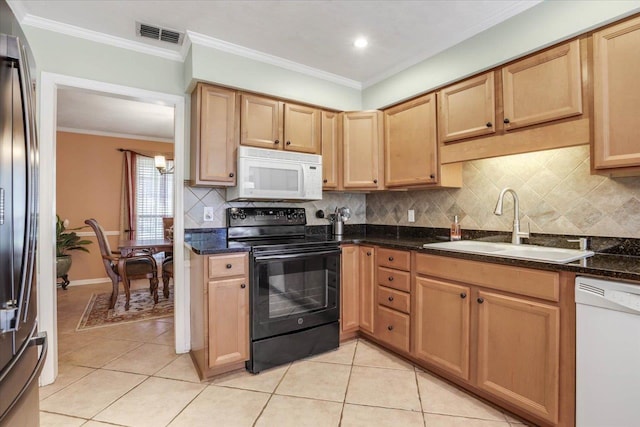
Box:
xmin=56 ymin=215 xmax=92 ymax=289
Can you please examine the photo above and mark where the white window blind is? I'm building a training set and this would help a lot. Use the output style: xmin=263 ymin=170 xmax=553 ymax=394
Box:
xmin=135 ymin=156 xmax=173 ymax=239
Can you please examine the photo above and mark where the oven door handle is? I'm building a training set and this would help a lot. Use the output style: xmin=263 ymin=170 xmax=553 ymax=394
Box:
xmin=254 ymin=250 xmax=339 ymax=261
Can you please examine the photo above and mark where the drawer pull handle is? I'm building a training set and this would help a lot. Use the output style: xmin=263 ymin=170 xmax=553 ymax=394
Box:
xmin=388 ymin=256 xmax=394 ymax=261
xmin=388 ymin=296 xmax=394 ymax=302
xmin=387 ymin=325 xmax=394 ymax=331
xmin=503 ymin=118 xmax=510 ymax=124
xmin=486 ymin=122 xmax=493 ymax=128
xmin=286 ymin=140 xmax=291 ymax=145
xmin=226 ymin=264 xmax=232 ymax=269
xmin=388 ymin=276 xmax=394 ymax=282
xmin=477 ymin=297 xmax=484 ymax=304
xmin=373 ymin=179 xmax=378 ymax=184
xmin=460 ymin=292 xmax=467 ymax=299
xmin=240 ymin=283 xmax=246 ymax=289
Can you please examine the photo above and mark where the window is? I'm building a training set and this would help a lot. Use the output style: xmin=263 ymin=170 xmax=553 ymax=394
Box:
xmin=135 ymin=155 xmax=173 ymax=239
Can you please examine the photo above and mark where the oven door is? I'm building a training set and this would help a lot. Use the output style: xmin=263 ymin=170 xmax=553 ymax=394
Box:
xmin=251 ymin=247 xmax=340 ymax=340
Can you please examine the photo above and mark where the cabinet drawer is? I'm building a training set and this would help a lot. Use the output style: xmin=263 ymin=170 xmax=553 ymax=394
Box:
xmin=377 ymin=286 xmax=410 ymax=314
xmin=377 ymin=248 xmax=411 ymax=271
xmin=376 ymin=305 xmax=410 ymax=352
xmin=415 ymin=253 xmax=559 ymax=302
xmin=208 ymin=253 xmax=248 ymax=279
xmin=377 ymin=267 xmax=411 ymax=292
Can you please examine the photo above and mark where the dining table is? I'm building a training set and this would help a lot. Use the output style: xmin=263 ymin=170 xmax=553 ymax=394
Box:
xmin=117 ymin=238 xmax=173 ymax=257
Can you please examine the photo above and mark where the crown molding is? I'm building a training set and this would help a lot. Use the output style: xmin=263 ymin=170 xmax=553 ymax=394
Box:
xmin=187 ymin=31 xmax=362 ymax=90
xmin=57 ymin=127 xmax=174 ymax=144
xmin=18 ymin=13 xmax=184 ymax=62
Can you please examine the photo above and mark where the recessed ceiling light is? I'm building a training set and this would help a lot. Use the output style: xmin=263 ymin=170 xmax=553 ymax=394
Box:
xmin=354 ymin=37 xmax=368 ymax=48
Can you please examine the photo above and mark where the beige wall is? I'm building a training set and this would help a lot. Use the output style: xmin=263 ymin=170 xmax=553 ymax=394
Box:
xmin=367 ymin=145 xmax=640 ymax=238
xmin=56 ymin=131 xmax=173 ymax=283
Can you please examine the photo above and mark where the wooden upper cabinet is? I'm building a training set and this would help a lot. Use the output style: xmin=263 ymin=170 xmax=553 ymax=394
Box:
xmin=240 ymin=94 xmax=282 ymax=149
xmin=502 ymin=40 xmax=582 ymax=130
xmin=343 ymin=111 xmax=384 ymax=190
xmin=190 ymin=83 xmax=239 ymax=186
xmin=284 ymin=103 xmax=321 ymax=153
xmin=321 ymin=111 xmax=343 ymax=189
xmin=384 ymin=94 xmax=438 ymax=187
xmin=476 ymin=291 xmax=560 ymax=424
xmin=593 ymin=15 xmax=640 ymax=170
xmin=438 ymin=72 xmax=496 ymax=142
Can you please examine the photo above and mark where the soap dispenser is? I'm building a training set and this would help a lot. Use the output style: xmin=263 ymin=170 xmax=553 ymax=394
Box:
xmin=450 ymin=215 xmax=461 ymax=241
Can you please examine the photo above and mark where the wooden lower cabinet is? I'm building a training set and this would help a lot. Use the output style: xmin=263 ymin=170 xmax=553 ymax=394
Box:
xmin=190 ymin=252 xmax=249 ymax=379
xmin=359 ymin=246 xmax=376 ymax=334
xmin=413 ymin=276 xmax=470 ymax=381
xmin=476 ymin=290 xmax=560 ymax=424
xmin=340 ymin=245 xmax=360 ymax=338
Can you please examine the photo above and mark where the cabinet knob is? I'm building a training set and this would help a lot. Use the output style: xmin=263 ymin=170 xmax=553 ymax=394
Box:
xmin=477 ymin=297 xmax=484 ymax=304
xmin=388 ymin=256 xmax=394 ymax=261
xmin=286 ymin=140 xmax=291 ymax=145
xmin=503 ymin=118 xmax=510 ymax=124
xmin=430 ymin=174 xmax=435 ymax=179
xmin=229 ymin=172 xmax=234 ymax=178
xmin=387 ymin=325 xmax=394 ymax=331
xmin=240 ymin=283 xmax=246 ymax=289
xmin=373 ymin=179 xmax=378 ymax=184
xmin=460 ymin=292 xmax=467 ymax=299
xmin=388 ymin=296 xmax=394 ymax=302
xmin=274 ymin=139 xmax=280 ymax=144
xmin=486 ymin=122 xmax=493 ymax=128
xmin=388 ymin=276 xmax=394 ymax=282
xmin=323 ymin=179 xmax=328 ymax=183
xmin=366 ymin=252 xmax=371 ymax=256
xmin=226 ymin=264 xmax=232 ymax=269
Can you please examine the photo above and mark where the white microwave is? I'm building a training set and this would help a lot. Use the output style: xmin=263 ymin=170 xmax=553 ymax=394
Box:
xmin=226 ymin=146 xmax=323 ymax=201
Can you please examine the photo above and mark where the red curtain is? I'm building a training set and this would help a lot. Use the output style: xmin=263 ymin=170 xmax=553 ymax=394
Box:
xmin=122 ymin=151 xmax=137 ymax=239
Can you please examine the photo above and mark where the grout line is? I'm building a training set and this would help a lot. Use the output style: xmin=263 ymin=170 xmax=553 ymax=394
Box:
xmin=162 ymin=379 xmax=209 ymax=427
xmin=251 ymin=362 xmax=293 ymax=426
xmin=338 ymin=338 xmax=358 ymax=426
xmin=413 ymin=366 xmax=427 ymax=427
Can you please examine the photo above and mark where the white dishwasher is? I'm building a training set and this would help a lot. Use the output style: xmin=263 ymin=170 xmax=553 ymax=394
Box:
xmin=575 ymin=276 xmax=640 ymax=427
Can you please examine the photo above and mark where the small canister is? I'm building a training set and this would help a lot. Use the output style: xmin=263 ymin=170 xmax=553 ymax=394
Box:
xmin=332 ymin=220 xmax=344 ymax=235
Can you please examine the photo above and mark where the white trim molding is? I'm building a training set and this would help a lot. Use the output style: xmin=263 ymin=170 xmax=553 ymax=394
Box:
xmin=38 ymin=72 xmax=187 ymax=386
xmin=67 ymin=277 xmax=111 ymax=287
xmin=76 ymin=230 xmax=120 ymax=237
xmin=186 ymin=31 xmax=362 ymax=90
xmin=57 ymin=127 xmax=174 ymax=144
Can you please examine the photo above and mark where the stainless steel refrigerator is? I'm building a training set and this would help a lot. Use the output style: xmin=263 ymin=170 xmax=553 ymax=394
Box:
xmin=0 ymin=32 xmax=47 ymax=426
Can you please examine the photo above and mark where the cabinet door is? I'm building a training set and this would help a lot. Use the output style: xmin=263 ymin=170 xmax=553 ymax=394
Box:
xmin=384 ymin=94 xmax=437 ymax=187
xmin=190 ymin=84 xmax=238 ymax=186
xmin=476 ymin=291 xmax=559 ymax=424
xmin=359 ymin=246 xmax=376 ymax=334
xmin=284 ymin=103 xmax=321 ymax=154
xmin=593 ymin=16 xmax=640 ymax=169
xmin=343 ymin=111 xmax=384 ymax=190
xmin=438 ymin=72 xmax=496 ymax=142
xmin=502 ymin=40 xmax=582 ymax=130
xmin=240 ymin=94 xmax=282 ymax=149
xmin=413 ymin=276 xmax=470 ymax=381
xmin=321 ymin=111 xmax=342 ymax=190
xmin=340 ymin=245 xmax=359 ymax=335
xmin=207 ymin=277 xmax=249 ymax=368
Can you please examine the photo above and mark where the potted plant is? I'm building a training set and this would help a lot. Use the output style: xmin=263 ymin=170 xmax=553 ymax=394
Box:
xmin=56 ymin=215 xmax=92 ymax=289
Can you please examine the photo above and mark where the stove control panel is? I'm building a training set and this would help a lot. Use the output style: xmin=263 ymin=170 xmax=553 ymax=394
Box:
xmin=227 ymin=207 xmax=307 ymax=226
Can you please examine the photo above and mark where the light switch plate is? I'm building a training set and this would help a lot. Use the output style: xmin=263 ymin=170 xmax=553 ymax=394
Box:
xmin=408 ymin=209 xmax=415 ymax=222
xmin=203 ymin=206 xmax=214 ymax=222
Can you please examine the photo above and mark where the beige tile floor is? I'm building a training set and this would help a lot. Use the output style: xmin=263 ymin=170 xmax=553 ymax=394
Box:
xmin=41 ymin=281 xmax=531 ymax=427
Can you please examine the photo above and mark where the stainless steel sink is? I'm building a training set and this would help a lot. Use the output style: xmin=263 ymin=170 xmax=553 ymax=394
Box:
xmin=422 ymin=240 xmax=595 ymax=264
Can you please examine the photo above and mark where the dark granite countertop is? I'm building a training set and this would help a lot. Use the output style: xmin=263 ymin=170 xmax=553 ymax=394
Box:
xmin=185 ymin=225 xmax=640 ymax=283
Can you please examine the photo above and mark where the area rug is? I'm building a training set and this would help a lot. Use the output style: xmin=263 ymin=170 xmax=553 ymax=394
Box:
xmin=76 ymin=286 xmax=173 ymax=330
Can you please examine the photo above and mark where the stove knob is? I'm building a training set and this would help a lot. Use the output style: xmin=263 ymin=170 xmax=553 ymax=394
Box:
xmin=231 ymin=213 xmax=238 ymax=219
xmin=240 ymin=214 xmax=246 ymax=220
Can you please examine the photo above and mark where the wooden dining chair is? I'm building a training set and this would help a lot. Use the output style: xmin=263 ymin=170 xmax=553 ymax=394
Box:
xmin=85 ymin=218 xmax=159 ymax=310
xmin=161 ymin=256 xmax=173 ymax=299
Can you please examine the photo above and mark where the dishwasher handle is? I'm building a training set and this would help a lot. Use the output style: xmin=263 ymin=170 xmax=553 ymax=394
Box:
xmin=576 ymin=276 xmax=640 ymax=315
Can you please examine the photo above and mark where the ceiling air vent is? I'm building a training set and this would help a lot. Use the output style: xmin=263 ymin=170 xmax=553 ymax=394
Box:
xmin=136 ymin=22 xmax=184 ymax=45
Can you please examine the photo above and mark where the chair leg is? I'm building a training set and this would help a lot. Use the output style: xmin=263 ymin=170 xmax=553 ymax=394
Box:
xmin=162 ymin=272 xmax=170 ymax=298
xmin=122 ymin=277 xmax=131 ymax=311
xmin=109 ymin=276 xmax=119 ymax=309
xmin=150 ymin=271 xmax=159 ymax=305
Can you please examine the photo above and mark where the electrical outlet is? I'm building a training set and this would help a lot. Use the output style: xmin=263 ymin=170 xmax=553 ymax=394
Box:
xmin=408 ymin=209 xmax=415 ymax=223
xmin=203 ymin=206 xmax=214 ymax=222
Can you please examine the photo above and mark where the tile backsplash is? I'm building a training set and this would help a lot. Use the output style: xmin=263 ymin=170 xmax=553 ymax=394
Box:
xmin=184 ymin=187 xmax=366 ymax=229
xmin=185 ymin=145 xmax=640 ymax=238
xmin=367 ymin=145 xmax=640 ymax=238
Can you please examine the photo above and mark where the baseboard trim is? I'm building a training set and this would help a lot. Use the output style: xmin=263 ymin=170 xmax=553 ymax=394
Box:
xmin=66 ymin=278 xmax=111 ymax=287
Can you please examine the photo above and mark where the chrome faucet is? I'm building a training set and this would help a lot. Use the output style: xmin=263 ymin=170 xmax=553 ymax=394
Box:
xmin=494 ymin=187 xmax=530 ymax=245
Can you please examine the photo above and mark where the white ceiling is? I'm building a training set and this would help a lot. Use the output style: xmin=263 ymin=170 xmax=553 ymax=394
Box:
xmin=19 ymin=0 xmax=543 ymax=141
